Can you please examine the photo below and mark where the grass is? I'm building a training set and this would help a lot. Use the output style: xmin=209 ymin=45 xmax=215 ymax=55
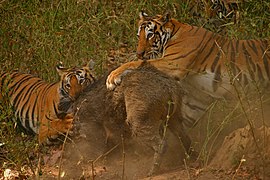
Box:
xmin=0 ymin=0 xmax=269 ymax=178
xmin=1 ymin=1 xmax=269 ymax=78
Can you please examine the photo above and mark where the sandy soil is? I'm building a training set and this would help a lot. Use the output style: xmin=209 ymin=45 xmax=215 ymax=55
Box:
xmin=39 ymin=67 xmax=270 ymax=179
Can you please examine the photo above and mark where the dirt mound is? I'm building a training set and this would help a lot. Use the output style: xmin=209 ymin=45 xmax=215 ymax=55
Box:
xmin=141 ymin=125 xmax=270 ymax=180
xmin=210 ymin=125 xmax=270 ymax=179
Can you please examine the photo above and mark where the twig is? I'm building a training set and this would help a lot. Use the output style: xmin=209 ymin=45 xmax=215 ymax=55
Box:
xmin=149 ymin=101 xmax=173 ymax=176
xmin=74 ymin=98 xmax=87 ymax=118
xmin=183 ymin=158 xmax=191 ymax=180
xmin=21 ymin=139 xmax=37 ymax=177
xmin=121 ymin=134 xmax=126 ymax=180
xmin=232 ymin=155 xmax=246 ymax=180
xmin=57 ymin=128 xmax=70 ymax=180
xmin=86 ymin=144 xmax=119 ymax=180
xmin=252 ymin=80 xmax=266 ymax=179
xmin=93 ymin=143 xmax=119 ymax=164
xmin=35 ymin=148 xmax=41 ymax=180
xmin=91 ymin=160 xmax=95 ymax=180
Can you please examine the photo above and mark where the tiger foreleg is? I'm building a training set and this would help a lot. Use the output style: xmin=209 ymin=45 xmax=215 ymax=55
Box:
xmin=38 ymin=113 xmax=74 ymax=143
xmin=106 ymin=60 xmax=144 ymax=90
xmin=106 ymin=58 xmax=188 ymax=90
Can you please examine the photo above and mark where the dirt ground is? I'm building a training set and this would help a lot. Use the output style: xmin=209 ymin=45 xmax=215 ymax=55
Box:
xmin=39 ymin=67 xmax=270 ymax=180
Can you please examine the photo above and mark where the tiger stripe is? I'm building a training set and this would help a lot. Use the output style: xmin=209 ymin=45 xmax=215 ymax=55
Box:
xmin=106 ymin=12 xmax=269 ymax=128
xmin=0 ymin=64 xmax=95 ymax=143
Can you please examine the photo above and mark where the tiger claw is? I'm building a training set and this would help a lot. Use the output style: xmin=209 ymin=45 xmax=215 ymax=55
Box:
xmin=106 ymin=81 xmax=116 ymax=90
xmin=106 ymin=73 xmax=122 ymax=90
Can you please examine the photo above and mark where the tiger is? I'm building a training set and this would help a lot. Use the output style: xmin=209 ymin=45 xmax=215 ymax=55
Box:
xmin=106 ymin=11 xmax=270 ymax=99
xmin=0 ymin=63 xmax=95 ymax=143
xmin=209 ymin=0 xmax=239 ymax=19
xmin=190 ymin=0 xmax=239 ymax=20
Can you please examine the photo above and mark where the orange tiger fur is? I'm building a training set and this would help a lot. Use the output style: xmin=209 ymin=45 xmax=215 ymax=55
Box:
xmin=106 ymin=12 xmax=270 ymax=98
xmin=0 ymin=64 xmax=95 ymax=143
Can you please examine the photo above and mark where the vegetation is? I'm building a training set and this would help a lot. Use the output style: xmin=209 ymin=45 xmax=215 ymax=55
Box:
xmin=0 ymin=0 xmax=269 ymax=178
xmin=1 ymin=1 xmax=269 ymax=78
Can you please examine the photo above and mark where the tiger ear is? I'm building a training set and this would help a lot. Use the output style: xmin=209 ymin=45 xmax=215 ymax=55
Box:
xmin=161 ymin=12 xmax=171 ymax=24
xmin=56 ymin=62 xmax=67 ymax=76
xmin=139 ymin=11 xmax=148 ymax=20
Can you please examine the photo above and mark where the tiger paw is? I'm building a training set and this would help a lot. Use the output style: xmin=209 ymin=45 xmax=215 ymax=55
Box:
xmin=68 ymin=119 xmax=81 ymax=137
xmin=61 ymin=114 xmax=74 ymax=133
xmin=106 ymin=69 xmax=124 ymax=90
xmin=106 ymin=68 xmax=133 ymax=90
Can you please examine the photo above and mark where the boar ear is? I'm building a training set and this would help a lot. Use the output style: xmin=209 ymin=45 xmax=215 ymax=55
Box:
xmin=87 ymin=59 xmax=95 ymax=70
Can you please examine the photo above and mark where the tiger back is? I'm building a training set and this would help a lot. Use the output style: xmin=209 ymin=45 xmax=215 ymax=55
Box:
xmin=0 ymin=63 xmax=95 ymax=143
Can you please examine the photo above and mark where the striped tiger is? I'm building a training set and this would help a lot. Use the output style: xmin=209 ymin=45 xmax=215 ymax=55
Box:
xmin=209 ymin=0 xmax=239 ymax=19
xmin=0 ymin=63 xmax=95 ymax=143
xmin=106 ymin=11 xmax=270 ymax=99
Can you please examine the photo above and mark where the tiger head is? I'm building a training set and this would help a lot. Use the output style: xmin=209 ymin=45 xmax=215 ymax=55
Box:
xmin=137 ymin=11 xmax=173 ymax=60
xmin=57 ymin=61 xmax=96 ymax=101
